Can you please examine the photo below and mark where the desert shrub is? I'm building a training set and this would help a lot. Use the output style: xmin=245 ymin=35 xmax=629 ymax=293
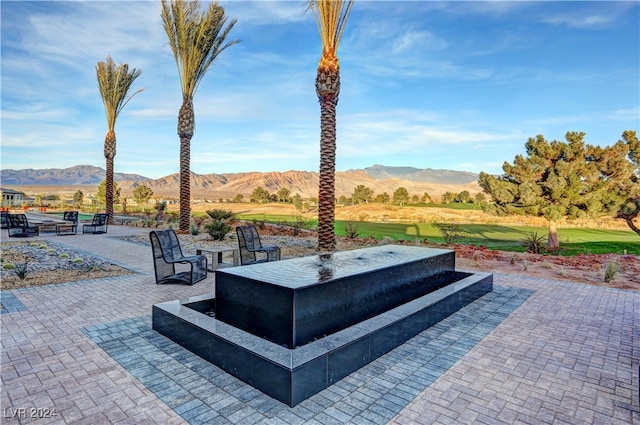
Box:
xmin=251 ymin=219 xmax=266 ymax=229
xmin=205 ymin=221 xmax=231 ymax=241
xmin=291 ymin=217 xmax=306 ymax=236
xmin=83 ymin=259 xmax=106 ymax=273
xmin=433 ymin=223 xmax=464 ymax=244
xmin=521 ymin=232 xmax=545 ymax=254
xmin=206 ymin=209 xmax=234 ymax=221
xmin=204 ymin=209 xmax=233 ymax=240
xmin=13 ymin=258 xmax=30 ymax=280
xmin=142 ymin=217 xmax=155 ymax=228
xmin=344 ymin=222 xmax=360 ymax=239
xmin=166 ymin=212 xmax=178 ymax=223
xmin=192 ymin=215 xmax=206 ymax=227
xmin=155 ymin=201 xmax=167 ymax=218
xmin=603 ymin=258 xmax=620 ymax=283
xmin=381 ymin=236 xmax=394 ymax=245
xmin=472 ymin=251 xmax=482 ymax=263
xmin=190 ymin=224 xmax=200 ymax=235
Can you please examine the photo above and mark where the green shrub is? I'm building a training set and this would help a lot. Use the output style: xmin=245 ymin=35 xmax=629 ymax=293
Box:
xmin=433 ymin=223 xmax=464 ymax=244
xmin=344 ymin=222 xmax=360 ymax=239
xmin=206 ymin=209 xmax=234 ymax=221
xmin=205 ymin=221 xmax=231 ymax=241
xmin=2 ymin=263 xmax=16 ymax=270
xmin=251 ymin=219 xmax=266 ymax=229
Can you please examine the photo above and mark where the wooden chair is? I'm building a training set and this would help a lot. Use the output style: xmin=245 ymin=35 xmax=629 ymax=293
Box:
xmin=149 ymin=229 xmax=207 ymax=285
xmin=82 ymin=213 xmax=109 ymax=234
xmin=236 ymin=225 xmax=281 ymax=265
xmin=56 ymin=211 xmax=78 ymax=235
xmin=7 ymin=214 xmax=39 ymax=237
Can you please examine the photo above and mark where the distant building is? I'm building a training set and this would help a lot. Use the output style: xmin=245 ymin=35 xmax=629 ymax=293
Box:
xmin=1 ymin=187 xmax=26 ymax=207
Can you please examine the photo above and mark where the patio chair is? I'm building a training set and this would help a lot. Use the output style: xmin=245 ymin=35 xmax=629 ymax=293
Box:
xmin=149 ymin=229 xmax=207 ymax=285
xmin=236 ymin=224 xmax=281 ymax=265
xmin=56 ymin=211 xmax=78 ymax=235
xmin=0 ymin=211 xmax=9 ymax=229
xmin=82 ymin=213 xmax=109 ymax=234
xmin=7 ymin=214 xmax=39 ymax=237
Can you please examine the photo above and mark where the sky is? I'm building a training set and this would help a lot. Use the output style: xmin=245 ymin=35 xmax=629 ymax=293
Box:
xmin=1 ymin=1 xmax=638 ymax=180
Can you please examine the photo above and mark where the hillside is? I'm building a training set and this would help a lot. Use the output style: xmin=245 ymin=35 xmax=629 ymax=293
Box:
xmin=362 ymin=165 xmax=478 ymax=185
xmin=1 ymin=165 xmax=482 ymax=200
xmin=0 ymin=165 xmax=149 ymax=185
xmin=117 ymin=169 xmax=481 ymax=200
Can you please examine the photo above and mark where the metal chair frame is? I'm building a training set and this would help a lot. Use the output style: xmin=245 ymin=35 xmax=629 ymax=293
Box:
xmin=57 ymin=211 xmax=79 ymax=235
xmin=149 ymin=229 xmax=207 ymax=285
xmin=7 ymin=214 xmax=39 ymax=237
xmin=82 ymin=213 xmax=109 ymax=234
xmin=236 ymin=225 xmax=281 ymax=265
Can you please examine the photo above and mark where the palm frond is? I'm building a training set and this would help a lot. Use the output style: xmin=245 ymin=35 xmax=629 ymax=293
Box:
xmin=161 ymin=0 xmax=239 ymax=99
xmin=307 ymin=0 xmax=354 ymax=63
xmin=96 ymin=56 xmax=143 ymax=130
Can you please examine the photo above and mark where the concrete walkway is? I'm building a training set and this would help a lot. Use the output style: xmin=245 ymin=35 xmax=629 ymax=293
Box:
xmin=1 ymin=225 xmax=638 ymax=424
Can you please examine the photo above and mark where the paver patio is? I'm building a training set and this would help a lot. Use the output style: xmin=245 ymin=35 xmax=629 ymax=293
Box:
xmin=1 ymin=225 xmax=638 ymax=424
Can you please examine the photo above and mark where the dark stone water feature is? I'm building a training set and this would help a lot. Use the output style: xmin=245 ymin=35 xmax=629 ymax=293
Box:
xmin=153 ymin=245 xmax=492 ymax=406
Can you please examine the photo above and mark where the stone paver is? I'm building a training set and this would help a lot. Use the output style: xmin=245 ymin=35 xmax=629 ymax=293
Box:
xmin=1 ymin=225 xmax=638 ymax=424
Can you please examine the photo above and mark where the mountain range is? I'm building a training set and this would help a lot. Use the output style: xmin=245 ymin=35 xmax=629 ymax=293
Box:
xmin=0 ymin=165 xmax=481 ymax=199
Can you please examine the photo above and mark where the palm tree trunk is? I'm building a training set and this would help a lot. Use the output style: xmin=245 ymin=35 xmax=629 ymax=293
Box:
xmin=178 ymin=99 xmax=195 ymax=233
xmin=316 ymin=68 xmax=340 ymax=252
xmin=104 ymin=130 xmax=116 ymax=224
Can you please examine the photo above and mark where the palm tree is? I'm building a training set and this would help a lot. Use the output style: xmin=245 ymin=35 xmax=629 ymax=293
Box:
xmin=96 ymin=56 xmax=143 ymax=223
xmin=308 ymin=0 xmax=354 ymax=252
xmin=161 ymin=0 xmax=239 ymax=233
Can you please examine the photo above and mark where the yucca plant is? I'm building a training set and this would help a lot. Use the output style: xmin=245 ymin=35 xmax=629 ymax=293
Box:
xmin=13 ymin=257 xmax=30 ymax=280
xmin=521 ymin=232 xmax=546 ymax=254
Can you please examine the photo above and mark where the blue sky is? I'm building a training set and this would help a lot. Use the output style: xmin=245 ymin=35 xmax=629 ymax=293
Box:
xmin=1 ymin=1 xmax=638 ymax=180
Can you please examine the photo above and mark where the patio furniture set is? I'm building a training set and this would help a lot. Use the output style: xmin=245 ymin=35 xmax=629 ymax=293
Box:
xmin=2 ymin=211 xmax=109 ymax=237
xmin=150 ymin=224 xmax=281 ymax=285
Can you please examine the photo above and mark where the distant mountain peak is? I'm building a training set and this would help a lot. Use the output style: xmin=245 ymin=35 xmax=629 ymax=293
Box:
xmin=0 ymin=165 xmax=150 ymax=185
xmin=0 ymin=164 xmax=481 ymax=200
xmin=362 ymin=165 xmax=478 ymax=185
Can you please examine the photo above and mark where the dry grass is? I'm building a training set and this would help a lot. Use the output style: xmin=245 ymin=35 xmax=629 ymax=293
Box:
xmin=184 ymin=202 xmax=631 ymax=231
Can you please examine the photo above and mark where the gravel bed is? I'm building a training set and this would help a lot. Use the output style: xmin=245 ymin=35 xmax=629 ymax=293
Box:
xmin=1 ymin=240 xmax=118 ymax=275
xmin=116 ymin=233 xmax=320 ymax=257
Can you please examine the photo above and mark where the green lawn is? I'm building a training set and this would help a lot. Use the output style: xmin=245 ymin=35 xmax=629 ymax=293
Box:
xmin=336 ymin=221 xmax=639 ymax=255
xmin=235 ymin=212 xmax=639 ymax=255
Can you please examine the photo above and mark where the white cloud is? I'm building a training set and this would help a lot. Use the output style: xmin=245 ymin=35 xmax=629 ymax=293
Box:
xmin=392 ymin=30 xmax=449 ymax=54
xmin=16 ymin=2 xmax=163 ymax=69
